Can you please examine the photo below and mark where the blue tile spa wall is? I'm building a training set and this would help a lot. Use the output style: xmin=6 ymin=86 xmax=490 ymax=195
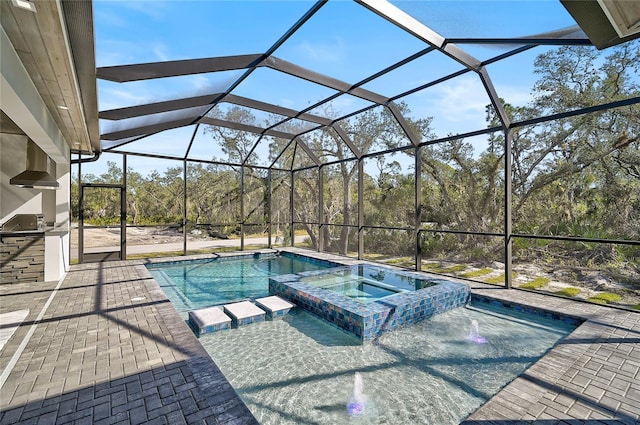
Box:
xmin=270 ymin=274 xmax=470 ymax=341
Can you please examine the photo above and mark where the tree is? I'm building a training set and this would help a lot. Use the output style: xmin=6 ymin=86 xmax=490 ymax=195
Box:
xmin=291 ymin=103 xmax=432 ymax=254
xmin=514 ymin=43 xmax=639 ymax=241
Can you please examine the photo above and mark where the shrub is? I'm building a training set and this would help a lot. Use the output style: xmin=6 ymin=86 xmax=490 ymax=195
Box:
xmin=460 ymin=268 xmax=493 ymax=278
xmin=554 ymin=287 xmax=581 ymax=297
xmin=587 ymin=292 xmax=622 ymax=304
xmin=519 ymin=277 xmax=551 ymax=290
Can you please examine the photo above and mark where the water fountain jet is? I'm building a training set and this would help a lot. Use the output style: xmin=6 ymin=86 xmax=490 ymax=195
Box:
xmin=467 ymin=319 xmax=487 ymax=344
xmin=346 ymin=372 xmax=366 ymax=416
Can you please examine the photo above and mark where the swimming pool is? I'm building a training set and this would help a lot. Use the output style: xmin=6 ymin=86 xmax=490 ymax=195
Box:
xmin=146 ymin=252 xmax=335 ymax=312
xmin=200 ymin=298 xmax=579 ymax=425
xmin=149 ymin=253 xmax=470 ymax=340
xmin=147 ymin=251 xmax=581 ymax=424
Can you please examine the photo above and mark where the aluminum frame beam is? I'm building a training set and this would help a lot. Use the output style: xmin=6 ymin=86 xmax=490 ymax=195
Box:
xmin=97 ymin=54 xmax=264 ymax=82
xmin=261 ymin=56 xmax=388 ymax=105
xmin=98 ymin=54 xmax=389 ymax=106
xmin=224 ymin=94 xmax=333 ymax=126
xmin=99 ymin=92 xmax=332 ymax=136
xmin=355 ymin=0 xmax=481 ymax=70
xmin=448 ymin=26 xmax=591 ymax=46
xmin=386 ymin=102 xmax=421 ymax=147
xmin=331 ymin=124 xmax=362 ymax=159
xmin=199 ymin=117 xmax=296 ymax=140
xmin=99 ymin=94 xmax=223 ymax=120
xmin=100 ymin=117 xmax=198 ymax=141
xmin=291 ymin=138 xmax=321 ymax=167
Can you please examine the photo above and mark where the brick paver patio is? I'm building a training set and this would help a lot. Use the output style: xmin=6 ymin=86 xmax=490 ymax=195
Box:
xmin=1 ymin=249 xmax=638 ymax=424
xmin=0 ymin=260 xmax=257 ymax=425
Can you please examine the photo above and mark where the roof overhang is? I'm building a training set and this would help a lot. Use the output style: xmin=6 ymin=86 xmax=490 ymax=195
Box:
xmin=0 ymin=0 xmax=99 ymax=155
xmin=561 ymin=0 xmax=640 ymax=49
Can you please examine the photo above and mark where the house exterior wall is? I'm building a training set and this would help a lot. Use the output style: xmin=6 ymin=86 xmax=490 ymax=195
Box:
xmin=1 ymin=27 xmax=71 ymax=283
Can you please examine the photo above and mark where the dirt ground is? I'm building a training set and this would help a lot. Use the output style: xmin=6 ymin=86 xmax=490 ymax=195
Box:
xmin=71 ymin=226 xmax=639 ymax=309
xmin=70 ymin=225 xmax=192 ymax=248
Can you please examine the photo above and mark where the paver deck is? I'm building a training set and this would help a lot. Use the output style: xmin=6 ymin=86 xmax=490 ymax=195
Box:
xmin=1 ymin=248 xmax=638 ymax=424
xmin=0 ymin=309 xmax=29 ymax=352
xmin=0 ymin=260 xmax=258 ymax=425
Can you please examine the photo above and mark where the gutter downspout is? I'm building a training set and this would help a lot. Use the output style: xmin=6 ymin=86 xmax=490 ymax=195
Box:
xmin=70 ymin=151 xmax=101 ymax=164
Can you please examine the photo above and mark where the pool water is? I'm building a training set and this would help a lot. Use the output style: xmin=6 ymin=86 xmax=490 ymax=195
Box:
xmin=147 ymin=253 xmax=333 ymax=311
xmin=320 ymin=279 xmax=400 ymax=303
xmin=200 ymin=300 xmax=577 ymax=425
xmin=300 ymin=264 xmax=436 ymax=303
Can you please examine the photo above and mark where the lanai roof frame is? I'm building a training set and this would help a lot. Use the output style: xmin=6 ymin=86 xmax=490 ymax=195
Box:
xmin=96 ymin=0 xmax=602 ymax=168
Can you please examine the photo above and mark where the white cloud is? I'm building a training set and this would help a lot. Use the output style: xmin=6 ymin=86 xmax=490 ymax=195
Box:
xmin=405 ymin=75 xmax=489 ymax=135
xmin=276 ymin=98 xmax=296 ymax=109
xmin=152 ymin=43 xmax=170 ymax=62
xmin=96 ymin=40 xmax=142 ymax=67
xmin=432 ymin=76 xmax=489 ymax=124
xmin=296 ymin=37 xmax=346 ymax=63
xmin=98 ymin=87 xmax=152 ymax=111
xmin=493 ymin=84 xmax=534 ymax=107
xmin=409 ymin=75 xmax=535 ymax=135
xmin=121 ymin=1 xmax=170 ymax=20
xmin=94 ymin=8 xmax=127 ymax=28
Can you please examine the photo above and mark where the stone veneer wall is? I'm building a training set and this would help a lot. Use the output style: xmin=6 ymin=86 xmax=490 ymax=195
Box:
xmin=1 ymin=233 xmax=45 ymax=284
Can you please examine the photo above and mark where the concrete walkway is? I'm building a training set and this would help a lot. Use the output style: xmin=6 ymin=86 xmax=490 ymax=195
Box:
xmin=1 ymin=248 xmax=638 ymax=424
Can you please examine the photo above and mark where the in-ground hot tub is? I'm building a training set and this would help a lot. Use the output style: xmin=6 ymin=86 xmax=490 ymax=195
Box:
xmin=269 ymin=264 xmax=470 ymax=341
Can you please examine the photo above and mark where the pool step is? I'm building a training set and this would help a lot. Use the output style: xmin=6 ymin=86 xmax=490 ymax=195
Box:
xmin=224 ymin=301 xmax=266 ymax=327
xmin=189 ymin=296 xmax=296 ymax=336
xmin=188 ymin=306 xmax=232 ymax=336
xmin=255 ymin=296 xmax=295 ymax=320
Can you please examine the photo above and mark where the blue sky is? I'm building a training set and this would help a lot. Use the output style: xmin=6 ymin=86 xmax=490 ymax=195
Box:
xmin=91 ymin=0 xmax=582 ymax=176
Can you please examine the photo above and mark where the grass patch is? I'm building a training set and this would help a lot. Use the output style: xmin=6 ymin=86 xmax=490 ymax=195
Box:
xmin=385 ymin=257 xmax=413 ymax=266
xmin=554 ymin=287 xmax=581 ymax=297
xmin=484 ymin=272 xmax=517 ymax=284
xmin=587 ymin=292 xmax=622 ymax=304
xmin=430 ymin=264 xmax=467 ymax=274
xmin=632 ymin=304 xmax=640 ymax=311
xmin=459 ymin=268 xmax=493 ymax=278
xmin=519 ymin=277 xmax=551 ymax=290
xmin=362 ymin=253 xmax=388 ymax=261
xmin=421 ymin=262 xmax=467 ymax=273
xmin=587 ymin=297 xmax=608 ymax=304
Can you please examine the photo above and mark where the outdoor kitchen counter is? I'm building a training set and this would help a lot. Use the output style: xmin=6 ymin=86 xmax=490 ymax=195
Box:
xmin=1 ymin=227 xmax=69 ymax=283
xmin=0 ymin=230 xmax=46 ymax=235
xmin=1 ymin=231 xmax=45 ymax=283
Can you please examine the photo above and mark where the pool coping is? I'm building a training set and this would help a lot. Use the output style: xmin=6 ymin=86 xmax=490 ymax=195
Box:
xmin=1 ymin=248 xmax=637 ymax=424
